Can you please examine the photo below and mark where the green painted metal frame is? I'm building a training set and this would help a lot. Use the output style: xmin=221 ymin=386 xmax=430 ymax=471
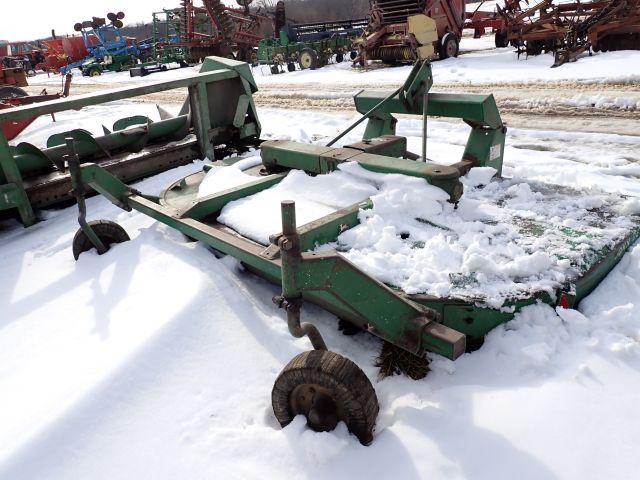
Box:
xmin=66 ymin=59 xmax=639 ymax=362
xmin=73 ymin=161 xmax=466 ymax=359
xmin=70 ymin=148 xmax=640 ymax=360
xmin=0 ymin=56 xmax=261 ymax=226
xmin=256 ymin=28 xmax=358 ymax=69
xmin=260 ymin=140 xmax=463 ymax=201
xmin=352 ymin=61 xmax=507 ymax=175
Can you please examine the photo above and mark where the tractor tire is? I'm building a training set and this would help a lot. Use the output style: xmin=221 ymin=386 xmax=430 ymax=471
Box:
xmin=287 ymin=62 xmax=296 ymax=72
xmin=335 ymin=52 xmax=344 ymax=63
xmin=270 ymin=65 xmax=279 ymax=75
xmin=440 ymin=32 xmax=459 ymax=59
xmin=350 ymin=50 xmax=358 ymax=60
xmin=495 ymin=30 xmax=509 ymax=48
xmin=89 ymin=68 xmax=102 ymax=77
xmin=0 ymin=86 xmax=28 ymax=100
xmin=272 ymin=350 xmax=379 ymax=446
xmin=72 ymin=220 xmax=130 ymax=260
xmin=298 ymin=48 xmax=320 ymax=70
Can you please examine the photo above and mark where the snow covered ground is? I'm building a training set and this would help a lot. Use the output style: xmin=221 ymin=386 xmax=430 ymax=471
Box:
xmin=2 ymin=101 xmax=640 ymax=479
xmin=29 ymin=35 xmax=640 ymax=89
xmin=250 ymin=47 xmax=640 ymax=86
xmin=25 ymin=36 xmax=639 ymax=136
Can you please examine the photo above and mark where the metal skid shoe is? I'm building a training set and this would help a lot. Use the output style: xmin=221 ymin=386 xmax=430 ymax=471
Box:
xmin=66 ymin=138 xmax=129 ymax=260
xmin=270 ymin=201 xmax=379 ymax=446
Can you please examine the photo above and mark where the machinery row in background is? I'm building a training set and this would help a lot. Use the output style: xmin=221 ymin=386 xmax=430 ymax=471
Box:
xmin=1 ymin=1 xmax=272 ymax=78
xmin=496 ymin=0 xmax=640 ymax=66
xmin=353 ymin=0 xmax=639 ymax=67
xmin=260 ymin=0 xmax=640 ymax=68
xmin=1 ymin=0 xmax=639 ymax=81
xmin=0 ymin=0 xmax=470 ymax=81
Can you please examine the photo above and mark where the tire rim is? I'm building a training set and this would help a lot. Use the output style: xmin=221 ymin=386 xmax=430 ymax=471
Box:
xmin=299 ymin=52 xmax=312 ymax=69
xmin=290 ymin=383 xmax=343 ymax=432
xmin=446 ymin=39 xmax=457 ymax=57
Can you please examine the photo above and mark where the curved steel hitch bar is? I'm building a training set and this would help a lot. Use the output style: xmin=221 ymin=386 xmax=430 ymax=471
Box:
xmin=273 ymin=200 xmax=328 ymax=351
xmin=66 ymin=137 xmax=107 ymax=254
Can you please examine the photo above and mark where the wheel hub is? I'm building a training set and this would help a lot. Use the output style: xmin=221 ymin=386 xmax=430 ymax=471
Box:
xmin=299 ymin=53 xmax=312 ymax=68
xmin=446 ymin=40 xmax=456 ymax=57
xmin=290 ymin=383 xmax=342 ymax=432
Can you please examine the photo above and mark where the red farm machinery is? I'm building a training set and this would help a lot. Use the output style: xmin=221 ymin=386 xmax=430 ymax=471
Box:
xmin=39 ymin=35 xmax=94 ymax=73
xmin=0 ymin=41 xmax=46 ymax=75
xmin=162 ymin=0 xmax=270 ymax=62
xmin=464 ymin=2 xmax=505 ymax=41
xmin=0 ymin=74 xmax=72 ymax=141
xmin=355 ymin=0 xmax=466 ymax=64
xmin=497 ymin=0 xmax=640 ymax=66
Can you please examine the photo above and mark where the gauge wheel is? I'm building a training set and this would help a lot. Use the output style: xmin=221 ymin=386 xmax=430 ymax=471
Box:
xmin=287 ymin=62 xmax=296 ymax=72
xmin=298 ymin=48 xmax=320 ymax=70
xmin=335 ymin=52 xmax=344 ymax=63
xmin=440 ymin=32 xmax=459 ymax=59
xmin=73 ymin=220 xmax=130 ymax=260
xmin=272 ymin=350 xmax=379 ymax=446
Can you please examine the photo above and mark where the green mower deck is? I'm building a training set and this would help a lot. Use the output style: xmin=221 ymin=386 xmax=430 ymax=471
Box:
xmin=66 ymin=58 xmax=640 ymax=445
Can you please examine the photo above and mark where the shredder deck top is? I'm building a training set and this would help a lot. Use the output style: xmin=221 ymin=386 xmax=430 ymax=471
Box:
xmin=162 ymin=158 xmax=640 ymax=310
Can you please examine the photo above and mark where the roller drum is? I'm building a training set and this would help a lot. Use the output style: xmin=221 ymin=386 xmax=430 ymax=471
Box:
xmin=367 ymin=46 xmax=416 ymax=62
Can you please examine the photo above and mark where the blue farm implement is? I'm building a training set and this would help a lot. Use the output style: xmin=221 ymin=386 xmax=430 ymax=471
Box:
xmin=60 ymin=12 xmax=148 ymax=76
